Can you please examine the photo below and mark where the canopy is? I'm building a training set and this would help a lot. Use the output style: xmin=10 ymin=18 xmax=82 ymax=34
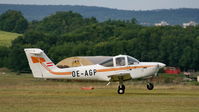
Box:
xmin=56 ymin=56 xmax=113 ymax=68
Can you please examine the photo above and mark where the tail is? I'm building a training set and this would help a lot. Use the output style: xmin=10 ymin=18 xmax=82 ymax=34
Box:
xmin=24 ymin=48 xmax=66 ymax=78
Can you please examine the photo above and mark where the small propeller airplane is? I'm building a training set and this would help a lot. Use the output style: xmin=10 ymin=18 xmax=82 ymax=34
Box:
xmin=24 ymin=48 xmax=165 ymax=94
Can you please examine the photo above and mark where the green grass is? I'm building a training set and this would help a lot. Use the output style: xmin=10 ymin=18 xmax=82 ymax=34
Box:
xmin=0 ymin=72 xmax=199 ymax=112
xmin=0 ymin=30 xmax=22 ymax=47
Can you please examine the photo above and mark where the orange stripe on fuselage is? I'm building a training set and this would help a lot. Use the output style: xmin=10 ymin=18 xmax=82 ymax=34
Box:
xmin=40 ymin=63 xmax=71 ymax=75
xmin=96 ymin=65 xmax=155 ymax=72
xmin=40 ymin=63 xmax=154 ymax=75
xmin=31 ymin=56 xmax=71 ymax=75
xmin=41 ymin=65 xmax=154 ymax=75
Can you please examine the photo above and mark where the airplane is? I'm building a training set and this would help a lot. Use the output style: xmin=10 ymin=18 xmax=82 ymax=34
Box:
xmin=24 ymin=48 xmax=166 ymax=94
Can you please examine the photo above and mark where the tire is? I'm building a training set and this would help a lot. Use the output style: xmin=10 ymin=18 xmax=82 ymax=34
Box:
xmin=147 ymin=83 xmax=154 ymax=90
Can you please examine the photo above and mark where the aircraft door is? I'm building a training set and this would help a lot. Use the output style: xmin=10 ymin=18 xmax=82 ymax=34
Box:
xmin=114 ymin=56 xmax=127 ymax=67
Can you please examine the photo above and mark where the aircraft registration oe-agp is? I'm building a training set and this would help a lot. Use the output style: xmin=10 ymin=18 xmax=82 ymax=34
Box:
xmin=24 ymin=48 xmax=166 ymax=94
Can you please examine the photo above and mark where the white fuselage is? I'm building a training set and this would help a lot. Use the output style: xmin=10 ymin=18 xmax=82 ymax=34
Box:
xmin=41 ymin=62 xmax=161 ymax=81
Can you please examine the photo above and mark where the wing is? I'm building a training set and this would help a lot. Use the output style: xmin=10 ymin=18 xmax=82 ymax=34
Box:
xmin=108 ymin=73 xmax=132 ymax=82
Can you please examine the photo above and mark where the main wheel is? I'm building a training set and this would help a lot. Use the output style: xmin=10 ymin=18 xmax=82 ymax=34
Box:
xmin=147 ymin=83 xmax=154 ymax=90
xmin=118 ymin=85 xmax=125 ymax=94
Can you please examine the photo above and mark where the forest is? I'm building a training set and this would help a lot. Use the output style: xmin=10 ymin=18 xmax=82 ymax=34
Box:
xmin=0 ymin=10 xmax=199 ymax=72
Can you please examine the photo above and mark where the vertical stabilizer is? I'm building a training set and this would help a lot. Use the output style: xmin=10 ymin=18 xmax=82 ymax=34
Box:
xmin=24 ymin=48 xmax=57 ymax=78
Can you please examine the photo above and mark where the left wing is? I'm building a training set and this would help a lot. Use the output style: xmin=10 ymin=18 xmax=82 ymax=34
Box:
xmin=108 ymin=73 xmax=132 ymax=82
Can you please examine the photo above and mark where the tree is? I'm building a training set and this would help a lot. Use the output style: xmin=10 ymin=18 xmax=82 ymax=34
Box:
xmin=179 ymin=46 xmax=192 ymax=70
xmin=33 ymin=11 xmax=97 ymax=35
xmin=0 ymin=47 xmax=10 ymax=67
xmin=0 ymin=10 xmax=28 ymax=33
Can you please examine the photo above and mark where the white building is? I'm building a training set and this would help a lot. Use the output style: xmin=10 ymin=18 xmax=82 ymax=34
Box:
xmin=183 ymin=21 xmax=198 ymax=28
xmin=155 ymin=21 xmax=169 ymax=26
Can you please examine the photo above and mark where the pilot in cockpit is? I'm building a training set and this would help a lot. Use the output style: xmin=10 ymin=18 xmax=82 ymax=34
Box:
xmin=116 ymin=58 xmax=125 ymax=66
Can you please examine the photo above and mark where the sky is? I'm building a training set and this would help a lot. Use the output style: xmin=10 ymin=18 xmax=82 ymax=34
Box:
xmin=0 ymin=0 xmax=199 ymax=10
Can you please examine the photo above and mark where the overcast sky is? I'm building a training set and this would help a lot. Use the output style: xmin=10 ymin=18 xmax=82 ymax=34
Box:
xmin=0 ymin=0 xmax=199 ymax=10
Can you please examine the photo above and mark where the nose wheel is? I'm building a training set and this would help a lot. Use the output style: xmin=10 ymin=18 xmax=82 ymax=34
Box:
xmin=117 ymin=77 xmax=125 ymax=94
xmin=147 ymin=82 xmax=154 ymax=90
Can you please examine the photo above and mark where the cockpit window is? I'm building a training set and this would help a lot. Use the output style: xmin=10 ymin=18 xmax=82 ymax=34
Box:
xmin=128 ymin=56 xmax=139 ymax=65
xmin=99 ymin=58 xmax=113 ymax=67
xmin=116 ymin=57 xmax=125 ymax=66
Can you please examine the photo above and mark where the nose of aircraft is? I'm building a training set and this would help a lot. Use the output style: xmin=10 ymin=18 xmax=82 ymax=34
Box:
xmin=157 ymin=63 xmax=166 ymax=68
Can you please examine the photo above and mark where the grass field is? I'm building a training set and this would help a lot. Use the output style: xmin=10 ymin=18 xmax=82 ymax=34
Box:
xmin=0 ymin=71 xmax=199 ymax=112
xmin=0 ymin=30 xmax=22 ymax=47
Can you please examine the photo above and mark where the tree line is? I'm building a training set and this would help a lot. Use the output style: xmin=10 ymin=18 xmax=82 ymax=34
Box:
xmin=0 ymin=10 xmax=199 ymax=72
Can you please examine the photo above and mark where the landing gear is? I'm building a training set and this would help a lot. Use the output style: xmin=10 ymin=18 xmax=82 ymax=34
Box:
xmin=117 ymin=77 xmax=125 ymax=94
xmin=147 ymin=82 xmax=154 ymax=90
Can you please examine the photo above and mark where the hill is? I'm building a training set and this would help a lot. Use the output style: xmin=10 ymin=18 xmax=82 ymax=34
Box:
xmin=0 ymin=30 xmax=21 ymax=47
xmin=0 ymin=4 xmax=199 ymax=25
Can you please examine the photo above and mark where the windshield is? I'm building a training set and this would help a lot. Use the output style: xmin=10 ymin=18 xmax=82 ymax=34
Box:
xmin=127 ymin=56 xmax=139 ymax=65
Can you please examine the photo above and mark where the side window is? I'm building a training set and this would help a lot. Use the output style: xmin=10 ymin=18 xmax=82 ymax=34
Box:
xmin=100 ymin=59 xmax=113 ymax=67
xmin=116 ymin=57 xmax=125 ymax=66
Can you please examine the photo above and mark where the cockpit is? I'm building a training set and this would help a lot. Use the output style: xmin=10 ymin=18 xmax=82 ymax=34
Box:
xmin=99 ymin=55 xmax=139 ymax=67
